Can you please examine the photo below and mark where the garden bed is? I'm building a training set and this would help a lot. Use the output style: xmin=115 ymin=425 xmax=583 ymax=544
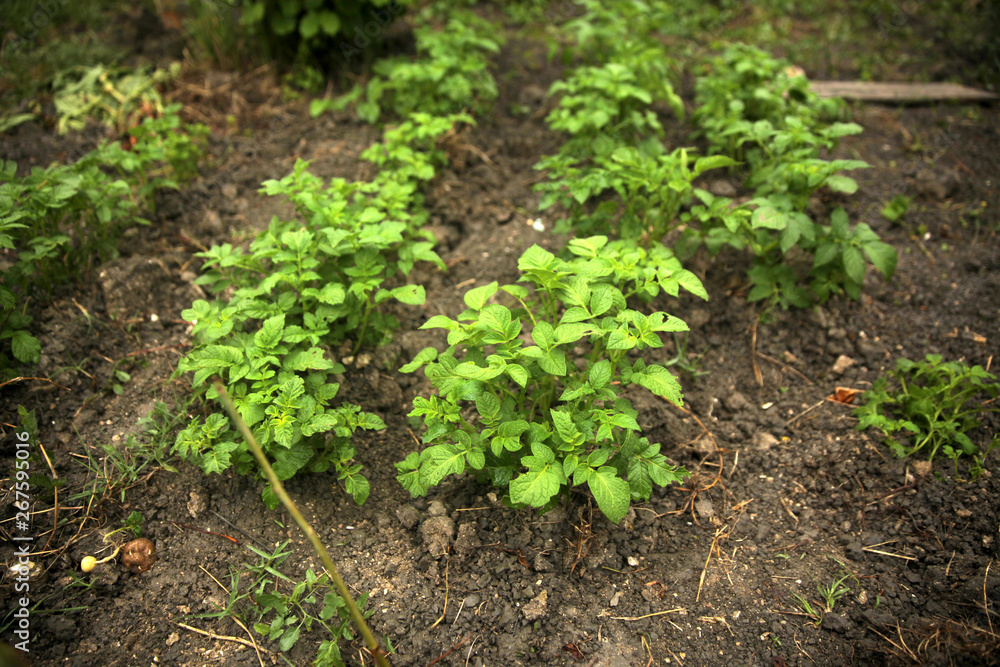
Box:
xmin=1 ymin=4 xmax=998 ymax=666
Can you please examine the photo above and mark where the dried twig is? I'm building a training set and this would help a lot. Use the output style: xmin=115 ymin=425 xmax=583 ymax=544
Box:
xmin=0 ymin=376 xmax=70 ymax=391
xmin=606 ymin=608 xmax=686 ymax=621
xmin=750 ymin=314 xmax=763 ymax=386
xmin=756 ymin=352 xmax=814 ymax=385
xmin=173 ymin=621 xmax=274 ymax=654
xmin=425 ymin=632 xmax=473 ymax=667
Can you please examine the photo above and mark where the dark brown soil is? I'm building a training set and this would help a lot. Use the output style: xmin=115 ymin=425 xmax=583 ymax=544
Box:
xmin=2 ymin=9 xmax=999 ymax=667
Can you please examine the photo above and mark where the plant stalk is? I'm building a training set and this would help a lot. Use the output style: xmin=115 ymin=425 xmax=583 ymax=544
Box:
xmin=212 ymin=380 xmax=390 ymax=667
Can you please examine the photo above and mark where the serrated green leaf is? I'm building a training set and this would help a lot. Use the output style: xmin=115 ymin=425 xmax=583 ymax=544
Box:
xmin=509 ymin=443 xmax=564 ymax=508
xmin=588 ymin=466 xmax=630 ymax=523
xmin=400 ymin=347 xmax=438 ymax=373
xmin=538 ymin=348 xmax=567 ymax=376
xmin=825 ymin=174 xmax=858 ymax=194
xmin=842 ymin=245 xmax=866 ymax=285
xmin=560 ymin=306 xmax=591 ymax=324
xmin=531 ymin=321 xmax=555 ymax=349
xmin=863 ymin=241 xmax=897 ymax=280
xmin=589 ymin=360 xmax=612 ymax=389
xmin=464 ymin=282 xmax=499 ymax=310
xmin=419 ymin=444 xmax=467 ymax=487
xmin=752 ymin=206 xmax=787 ymax=230
xmin=505 ymin=363 xmax=528 ymax=387
xmin=421 ymin=315 xmax=459 ymax=330
xmin=10 ymin=330 xmax=41 ymax=363
xmin=255 ymin=314 xmax=285 ymax=350
xmin=554 ymin=322 xmax=591 ymax=345
xmin=391 ymin=284 xmax=426 ymax=305
xmin=631 ymin=365 xmax=683 ymax=405
xmin=551 ymin=409 xmax=581 ymax=445
xmin=283 ymin=347 xmax=333 ymax=371
xmin=479 ymin=304 xmax=512 ymax=332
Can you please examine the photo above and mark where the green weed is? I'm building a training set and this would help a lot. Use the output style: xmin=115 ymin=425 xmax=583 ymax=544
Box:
xmin=854 ymin=354 xmax=999 ymax=462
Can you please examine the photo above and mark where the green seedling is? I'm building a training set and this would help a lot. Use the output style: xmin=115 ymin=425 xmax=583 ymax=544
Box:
xmin=793 ymin=593 xmax=823 ymax=626
xmin=684 ymin=43 xmax=896 ymax=311
xmin=854 ymin=354 xmax=999 ymax=461
xmin=398 ymin=244 xmax=691 ymax=523
xmin=881 ymin=194 xmax=911 ymax=224
xmin=817 ymin=574 xmax=851 ymax=613
xmin=212 ymin=382 xmax=390 ymax=666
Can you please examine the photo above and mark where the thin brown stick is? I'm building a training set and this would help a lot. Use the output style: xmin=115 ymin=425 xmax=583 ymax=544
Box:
xmin=862 ymin=547 xmax=916 ymax=561
xmin=125 ymin=342 xmax=190 ymax=358
xmin=696 ymin=528 xmax=723 ymax=602
xmin=569 ymin=503 xmax=593 ymax=575
xmin=0 ymin=376 xmax=70 ymax=391
xmin=668 ymin=401 xmax=718 ymax=449
xmin=464 ymin=635 xmax=478 ymax=667
xmin=866 ymin=481 xmax=921 ymax=505
xmin=230 ymin=615 xmax=266 ymax=667
xmin=173 ymin=621 xmax=274 ymax=654
xmin=42 ymin=486 xmax=59 ymax=553
xmin=425 ymin=632 xmax=473 ymax=667
xmin=213 ymin=381 xmax=390 ymax=667
xmin=756 ymin=352 xmax=814 ymax=385
xmin=750 ymin=315 xmax=763 ymax=387
xmin=786 ymin=399 xmax=825 ymax=427
xmin=607 ymin=608 xmax=686 ymax=621
xmin=430 ymin=557 xmax=451 ymax=629
xmin=986 ymin=560 xmax=995 ymax=636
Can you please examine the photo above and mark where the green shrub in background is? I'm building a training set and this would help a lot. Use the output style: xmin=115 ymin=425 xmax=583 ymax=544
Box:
xmin=236 ymin=0 xmax=411 ymax=68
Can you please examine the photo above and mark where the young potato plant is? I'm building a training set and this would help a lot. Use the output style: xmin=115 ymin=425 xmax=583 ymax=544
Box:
xmin=543 ymin=59 xmax=683 ymax=150
xmin=175 ymin=117 xmax=464 ymax=508
xmin=680 ymin=195 xmax=897 ymax=309
xmin=684 ymin=43 xmax=897 ymax=310
xmin=174 ymin=173 xmax=417 ymax=508
xmin=397 ymin=244 xmax=691 ymax=524
xmin=854 ymin=355 xmax=999 ymax=466
xmin=359 ymin=112 xmax=473 ymax=185
xmin=0 ymin=106 xmax=207 ymax=376
xmin=693 ymin=44 xmax=869 ymax=207
xmin=537 ymin=142 xmax=736 ymax=241
xmin=693 ymin=43 xmax=848 ymax=159
xmin=318 ymin=10 xmax=502 ymax=123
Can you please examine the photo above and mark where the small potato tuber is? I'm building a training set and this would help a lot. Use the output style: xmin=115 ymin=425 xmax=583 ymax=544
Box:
xmin=122 ymin=538 xmax=157 ymax=574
